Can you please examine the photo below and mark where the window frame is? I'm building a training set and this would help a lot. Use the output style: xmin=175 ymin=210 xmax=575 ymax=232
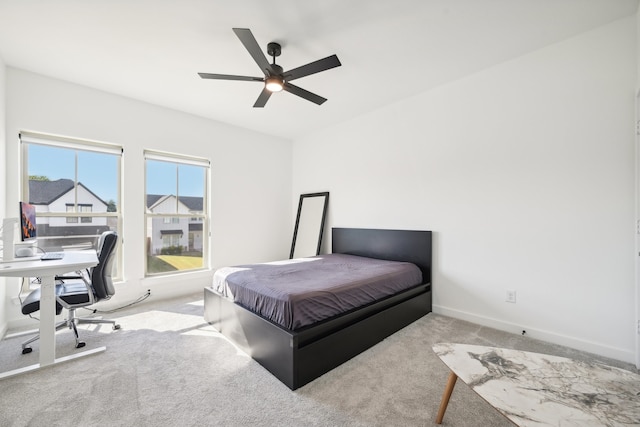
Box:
xmin=144 ymin=149 xmax=210 ymax=277
xmin=20 ymin=131 xmax=124 ymax=281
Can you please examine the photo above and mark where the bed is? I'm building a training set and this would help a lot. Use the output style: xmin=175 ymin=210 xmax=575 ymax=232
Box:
xmin=204 ymin=227 xmax=432 ymax=390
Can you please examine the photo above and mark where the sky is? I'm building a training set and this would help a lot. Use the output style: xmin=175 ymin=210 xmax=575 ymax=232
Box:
xmin=28 ymin=145 xmax=206 ymax=204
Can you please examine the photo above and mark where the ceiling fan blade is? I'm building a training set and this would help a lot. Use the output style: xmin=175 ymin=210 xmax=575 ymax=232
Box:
xmin=198 ymin=73 xmax=264 ymax=82
xmin=232 ymin=28 xmax=273 ymax=76
xmin=283 ymin=82 xmax=327 ymax=105
xmin=253 ymin=87 xmax=272 ymax=108
xmin=284 ymin=54 xmax=341 ymax=82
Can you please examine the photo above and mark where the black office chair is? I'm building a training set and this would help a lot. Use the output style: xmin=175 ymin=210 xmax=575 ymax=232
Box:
xmin=21 ymin=231 xmax=121 ymax=354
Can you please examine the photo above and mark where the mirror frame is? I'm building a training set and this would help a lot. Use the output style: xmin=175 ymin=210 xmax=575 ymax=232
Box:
xmin=289 ymin=192 xmax=329 ymax=259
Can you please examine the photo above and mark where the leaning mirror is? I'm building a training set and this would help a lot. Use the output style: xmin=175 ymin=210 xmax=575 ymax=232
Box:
xmin=290 ymin=192 xmax=329 ymax=259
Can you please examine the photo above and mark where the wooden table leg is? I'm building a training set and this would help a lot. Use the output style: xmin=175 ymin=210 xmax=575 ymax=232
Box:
xmin=436 ymin=370 xmax=458 ymax=424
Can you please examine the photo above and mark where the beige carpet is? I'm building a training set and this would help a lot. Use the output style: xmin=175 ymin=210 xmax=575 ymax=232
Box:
xmin=0 ymin=292 xmax=636 ymax=427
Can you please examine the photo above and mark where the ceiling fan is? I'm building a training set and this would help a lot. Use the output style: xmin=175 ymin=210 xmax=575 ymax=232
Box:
xmin=198 ymin=28 xmax=341 ymax=108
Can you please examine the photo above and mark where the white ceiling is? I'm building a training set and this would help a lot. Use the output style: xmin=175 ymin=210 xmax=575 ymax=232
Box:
xmin=0 ymin=0 xmax=637 ymax=140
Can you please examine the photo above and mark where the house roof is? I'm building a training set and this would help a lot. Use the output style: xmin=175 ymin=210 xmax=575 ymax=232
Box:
xmin=146 ymin=194 xmax=203 ymax=212
xmin=29 ymin=179 xmax=108 ymax=207
xmin=179 ymin=196 xmax=203 ymax=212
xmin=160 ymin=229 xmax=183 ymax=235
xmin=146 ymin=194 xmax=165 ymax=209
xmin=29 ymin=179 xmax=75 ymax=204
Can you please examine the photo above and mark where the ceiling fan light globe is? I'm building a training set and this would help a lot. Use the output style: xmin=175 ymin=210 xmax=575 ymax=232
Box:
xmin=265 ymin=77 xmax=284 ymax=92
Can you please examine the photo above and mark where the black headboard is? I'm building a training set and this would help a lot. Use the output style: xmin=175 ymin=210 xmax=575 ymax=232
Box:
xmin=332 ymin=227 xmax=432 ymax=285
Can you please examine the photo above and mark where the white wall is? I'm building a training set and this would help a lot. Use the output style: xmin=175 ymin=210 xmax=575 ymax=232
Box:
xmin=294 ymin=17 xmax=637 ymax=363
xmin=0 ymin=57 xmax=6 ymax=337
xmin=3 ymin=68 xmax=292 ymax=327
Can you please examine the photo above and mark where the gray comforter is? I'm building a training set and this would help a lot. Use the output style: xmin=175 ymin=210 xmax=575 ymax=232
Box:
xmin=212 ymin=253 xmax=422 ymax=330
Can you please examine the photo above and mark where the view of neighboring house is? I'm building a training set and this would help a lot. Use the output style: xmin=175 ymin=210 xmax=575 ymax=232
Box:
xmin=146 ymin=194 xmax=204 ymax=255
xmin=28 ymin=178 xmax=110 ymax=249
xmin=29 ymin=179 xmax=205 ymax=255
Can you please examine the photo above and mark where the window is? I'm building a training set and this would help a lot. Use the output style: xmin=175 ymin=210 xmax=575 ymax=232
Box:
xmin=80 ymin=205 xmax=93 ymax=223
xmin=66 ymin=204 xmax=78 ymax=223
xmin=20 ymin=131 xmax=123 ymax=279
xmin=144 ymin=150 xmax=209 ymax=276
xmin=66 ymin=203 xmax=93 ymax=223
xmin=162 ymin=233 xmax=182 ymax=247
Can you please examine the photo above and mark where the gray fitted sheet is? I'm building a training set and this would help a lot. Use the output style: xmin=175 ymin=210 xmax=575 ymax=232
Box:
xmin=212 ymin=253 xmax=423 ymax=330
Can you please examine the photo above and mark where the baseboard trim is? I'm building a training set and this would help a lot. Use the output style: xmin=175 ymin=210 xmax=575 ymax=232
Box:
xmin=433 ymin=304 xmax=635 ymax=364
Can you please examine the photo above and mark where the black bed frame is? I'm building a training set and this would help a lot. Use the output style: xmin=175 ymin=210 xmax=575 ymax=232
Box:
xmin=204 ymin=227 xmax=432 ymax=390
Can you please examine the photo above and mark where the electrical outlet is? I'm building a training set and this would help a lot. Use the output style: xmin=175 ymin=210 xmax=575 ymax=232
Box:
xmin=505 ymin=290 xmax=516 ymax=303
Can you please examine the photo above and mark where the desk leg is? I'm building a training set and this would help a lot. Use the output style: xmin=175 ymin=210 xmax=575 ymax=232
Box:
xmin=38 ymin=274 xmax=56 ymax=366
xmin=436 ymin=370 xmax=458 ymax=424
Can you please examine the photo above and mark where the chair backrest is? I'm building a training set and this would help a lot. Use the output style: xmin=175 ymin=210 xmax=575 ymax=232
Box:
xmin=91 ymin=231 xmax=118 ymax=300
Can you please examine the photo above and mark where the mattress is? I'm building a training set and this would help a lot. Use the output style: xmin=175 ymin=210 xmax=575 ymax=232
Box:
xmin=212 ymin=253 xmax=423 ymax=330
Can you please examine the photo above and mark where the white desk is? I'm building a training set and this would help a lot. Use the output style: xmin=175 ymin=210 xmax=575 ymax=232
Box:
xmin=0 ymin=251 xmax=100 ymax=379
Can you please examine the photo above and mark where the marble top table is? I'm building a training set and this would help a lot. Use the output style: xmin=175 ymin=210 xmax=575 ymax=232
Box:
xmin=433 ymin=343 xmax=640 ymax=426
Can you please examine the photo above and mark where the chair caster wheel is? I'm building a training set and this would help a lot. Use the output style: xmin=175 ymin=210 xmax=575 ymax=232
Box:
xmin=76 ymin=342 xmax=86 ymax=349
xmin=113 ymin=324 xmax=121 ymax=330
xmin=22 ymin=347 xmax=32 ymax=354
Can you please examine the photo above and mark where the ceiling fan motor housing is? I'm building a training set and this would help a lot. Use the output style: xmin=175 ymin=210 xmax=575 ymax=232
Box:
xmin=267 ymin=42 xmax=281 ymax=58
